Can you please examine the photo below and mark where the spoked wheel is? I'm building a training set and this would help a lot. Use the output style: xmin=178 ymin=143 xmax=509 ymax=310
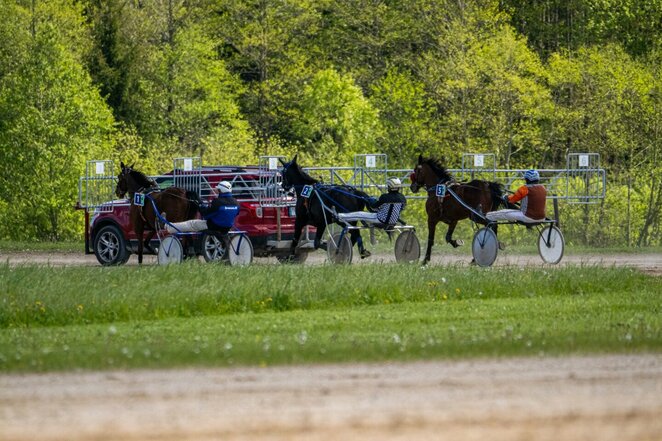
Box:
xmin=227 ymin=234 xmax=254 ymax=266
xmin=538 ymin=225 xmax=565 ymax=264
xmin=157 ymin=236 xmax=183 ymax=265
xmin=394 ymin=230 xmax=420 ymax=263
xmin=201 ymin=232 xmax=228 ymax=263
xmin=327 ymin=232 xmax=353 ymax=264
xmin=471 ymin=227 xmax=498 ymax=267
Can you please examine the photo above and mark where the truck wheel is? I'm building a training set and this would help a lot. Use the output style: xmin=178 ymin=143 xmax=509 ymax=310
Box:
xmin=93 ymin=225 xmax=129 ymax=266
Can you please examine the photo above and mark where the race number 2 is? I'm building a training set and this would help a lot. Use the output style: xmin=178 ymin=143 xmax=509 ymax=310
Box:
xmin=301 ymin=185 xmax=313 ymax=199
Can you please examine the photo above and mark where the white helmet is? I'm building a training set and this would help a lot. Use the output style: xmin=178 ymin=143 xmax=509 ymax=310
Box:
xmin=216 ymin=181 xmax=232 ymax=194
xmin=386 ymin=177 xmax=401 ymax=191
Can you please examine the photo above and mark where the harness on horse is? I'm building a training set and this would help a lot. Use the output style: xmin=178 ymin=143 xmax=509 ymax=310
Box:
xmin=132 ymin=185 xmax=161 ymax=224
xmin=426 ymin=178 xmax=458 ymax=218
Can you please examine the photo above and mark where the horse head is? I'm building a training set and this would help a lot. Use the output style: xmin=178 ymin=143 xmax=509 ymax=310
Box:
xmin=115 ymin=162 xmax=156 ymax=198
xmin=115 ymin=162 xmax=134 ymax=198
xmin=279 ymin=154 xmax=317 ymax=193
xmin=411 ymin=155 xmax=453 ymax=193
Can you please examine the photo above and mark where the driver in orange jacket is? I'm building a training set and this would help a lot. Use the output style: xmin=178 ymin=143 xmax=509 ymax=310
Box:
xmin=486 ymin=169 xmax=547 ymax=223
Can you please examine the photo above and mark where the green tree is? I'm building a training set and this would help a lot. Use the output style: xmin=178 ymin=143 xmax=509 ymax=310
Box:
xmin=209 ymin=0 xmax=320 ymax=153
xmin=85 ymin=0 xmax=255 ymax=165
xmin=370 ymin=69 xmax=435 ymax=166
xmin=293 ymin=69 xmax=380 ymax=163
xmin=0 ymin=0 xmax=114 ymax=240
xmin=547 ymin=45 xmax=657 ymax=245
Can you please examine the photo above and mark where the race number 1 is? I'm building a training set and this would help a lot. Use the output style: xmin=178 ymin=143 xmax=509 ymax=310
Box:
xmin=134 ymin=193 xmax=145 ymax=207
xmin=301 ymin=185 xmax=313 ymax=199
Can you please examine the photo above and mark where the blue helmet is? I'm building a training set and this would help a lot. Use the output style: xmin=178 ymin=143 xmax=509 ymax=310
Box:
xmin=524 ymin=169 xmax=540 ymax=182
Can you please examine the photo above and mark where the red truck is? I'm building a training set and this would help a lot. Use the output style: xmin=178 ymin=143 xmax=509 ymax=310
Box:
xmin=82 ymin=165 xmax=306 ymax=265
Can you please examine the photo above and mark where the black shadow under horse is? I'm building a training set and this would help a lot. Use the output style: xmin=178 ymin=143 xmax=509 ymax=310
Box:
xmin=410 ymin=155 xmax=506 ymax=264
xmin=115 ymin=162 xmax=200 ymax=264
xmin=279 ymin=155 xmax=372 ymax=260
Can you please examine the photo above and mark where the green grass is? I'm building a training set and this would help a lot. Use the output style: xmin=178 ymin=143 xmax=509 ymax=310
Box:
xmin=1 ymin=262 xmax=660 ymax=372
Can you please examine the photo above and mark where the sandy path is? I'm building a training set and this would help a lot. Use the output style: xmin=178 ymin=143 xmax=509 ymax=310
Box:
xmin=2 ymin=251 xmax=662 ymax=275
xmin=1 ymin=354 xmax=661 ymax=441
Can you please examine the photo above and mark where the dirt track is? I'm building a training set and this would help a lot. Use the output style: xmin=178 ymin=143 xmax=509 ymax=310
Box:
xmin=2 ymin=250 xmax=662 ymax=275
xmin=1 ymin=354 xmax=661 ymax=441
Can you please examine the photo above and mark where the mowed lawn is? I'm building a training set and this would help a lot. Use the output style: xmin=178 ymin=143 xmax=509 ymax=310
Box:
xmin=0 ymin=262 xmax=660 ymax=372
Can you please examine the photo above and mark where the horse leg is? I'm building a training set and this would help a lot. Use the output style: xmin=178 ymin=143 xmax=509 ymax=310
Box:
xmin=136 ymin=225 xmax=144 ymax=265
xmin=445 ymin=221 xmax=464 ymax=248
xmin=143 ymin=230 xmax=156 ymax=254
xmin=314 ymin=224 xmax=327 ymax=250
xmin=424 ymin=218 xmax=437 ymax=265
xmin=290 ymin=220 xmax=305 ymax=257
xmin=487 ymin=222 xmax=505 ymax=250
xmin=349 ymin=227 xmax=370 ymax=259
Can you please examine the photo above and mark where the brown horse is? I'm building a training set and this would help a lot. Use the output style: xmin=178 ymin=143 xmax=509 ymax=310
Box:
xmin=410 ymin=155 xmax=505 ymax=264
xmin=115 ymin=162 xmax=200 ymax=264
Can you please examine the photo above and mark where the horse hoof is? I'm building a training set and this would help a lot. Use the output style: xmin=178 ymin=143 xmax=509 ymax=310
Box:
xmin=360 ymin=249 xmax=372 ymax=259
xmin=498 ymin=241 xmax=506 ymax=251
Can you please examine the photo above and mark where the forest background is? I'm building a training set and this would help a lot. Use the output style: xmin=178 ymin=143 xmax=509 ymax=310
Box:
xmin=0 ymin=0 xmax=660 ymax=246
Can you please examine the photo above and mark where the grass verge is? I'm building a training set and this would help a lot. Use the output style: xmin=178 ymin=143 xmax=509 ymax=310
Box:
xmin=1 ymin=263 xmax=660 ymax=372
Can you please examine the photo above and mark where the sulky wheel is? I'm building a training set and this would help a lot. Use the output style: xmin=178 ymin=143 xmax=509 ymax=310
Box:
xmin=538 ymin=225 xmax=565 ymax=264
xmin=327 ymin=232 xmax=353 ymax=264
xmin=157 ymin=236 xmax=183 ymax=265
xmin=394 ymin=230 xmax=421 ymax=263
xmin=471 ymin=227 xmax=498 ymax=267
xmin=227 ymin=234 xmax=254 ymax=266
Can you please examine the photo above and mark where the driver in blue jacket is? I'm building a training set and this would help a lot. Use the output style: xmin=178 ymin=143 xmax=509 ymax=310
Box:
xmin=166 ymin=181 xmax=239 ymax=234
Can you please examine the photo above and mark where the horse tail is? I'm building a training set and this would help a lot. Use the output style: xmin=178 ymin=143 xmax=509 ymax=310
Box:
xmin=488 ymin=182 xmax=504 ymax=210
xmin=186 ymin=190 xmax=201 ymax=219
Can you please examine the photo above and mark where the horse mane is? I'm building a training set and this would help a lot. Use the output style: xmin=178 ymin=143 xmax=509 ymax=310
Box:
xmin=421 ymin=156 xmax=454 ymax=183
xmin=128 ymin=168 xmax=156 ymax=190
xmin=292 ymin=162 xmax=319 ymax=184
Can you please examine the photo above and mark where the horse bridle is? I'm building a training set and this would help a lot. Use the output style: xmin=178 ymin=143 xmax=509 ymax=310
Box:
xmin=280 ymin=161 xmax=293 ymax=191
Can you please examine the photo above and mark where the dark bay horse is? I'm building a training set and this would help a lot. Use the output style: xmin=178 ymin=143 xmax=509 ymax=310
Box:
xmin=279 ymin=155 xmax=371 ymax=260
xmin=410 ymin=155 xmax=505 ymax=264
xmin=115 ymin=162 xmax=200 ymax=264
